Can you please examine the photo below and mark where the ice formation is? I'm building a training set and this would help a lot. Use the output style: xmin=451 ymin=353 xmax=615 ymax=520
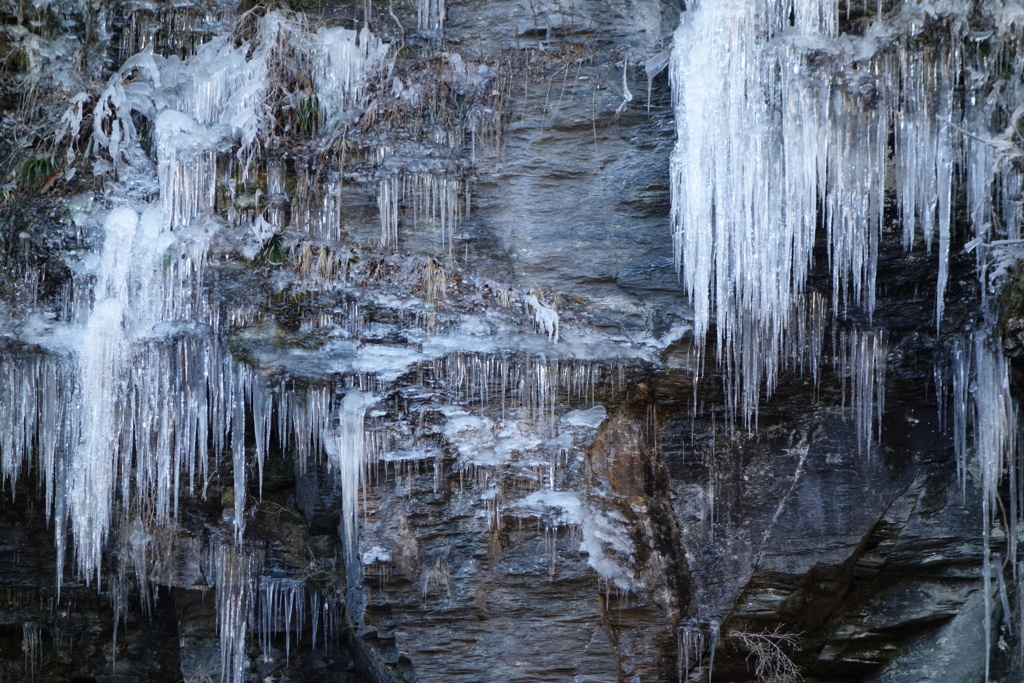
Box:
xmin=257 ymin=576 xmax=340 ymax=663
xmin=560 ymin=404 xmax=608 ymax=429
xmin=836 ymin=328 xmax=888 ymax=454
xmin=417 ymin=0 xmax=445 ymax=34
xmin=378 ymin=171 xmax=466 ymax=251
xmin=579 ymin=504 xmax=639 ymax=592
xmin=117 ymin=2 xmax=236 ymax=62
xmin=676 ymin=619 xmax=705 ymax=683
xmin=312 ymin=25 xmax=389 ymax=127
xmin=524 ymin=292 xmax=560 ymax=343
xmin=950 ymin=332 xmax=1018 ymax=679
xmin=21 ymin=621 xmax=41 ymax=679
xmin=668 ymin=0 xmax=1002 ymax=423
xmin=671 ymin=0 xmax=1024 ymax=677
xmin=325 ymin=391 xmax=378 ymax=562
xmin=671 ymin=0 xmax=838 ymax=424
xmin=1 ymin=0 xmax=1023 ymax=679
xmin=291 ymin=164 xmax=344 ymax=242
xmin=0 ymin=6 xmax=400 ymax=679
xmin=206 ymin=543 xmax=264 ymax=683
xmin=421 ymin=351 xmax=629 ymax=420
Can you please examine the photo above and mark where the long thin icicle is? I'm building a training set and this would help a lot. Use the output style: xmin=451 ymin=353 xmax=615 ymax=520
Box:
xmin=325 ymin=391 xmax=377 ymax=564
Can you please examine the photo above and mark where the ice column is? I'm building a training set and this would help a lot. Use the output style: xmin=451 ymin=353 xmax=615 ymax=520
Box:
xmin=325 ymin=391 xmax=377 ymax=562
xmin=66 ymin=207 xmax=139 ymax=587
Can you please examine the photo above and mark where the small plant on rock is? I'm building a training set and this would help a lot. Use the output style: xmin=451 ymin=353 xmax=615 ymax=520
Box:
xmin=257 ymin=234 xmax=287 ymax=266
xmin=14 ymin=156 xmax=57 ymax=189
xmin=296 ymin=94 xmax=322 ymax=137
xmin=422 ymin=257 xmax=449 ymax=301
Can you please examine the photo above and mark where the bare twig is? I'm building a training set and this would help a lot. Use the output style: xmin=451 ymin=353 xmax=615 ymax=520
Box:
xmin=729 ymin=626 xmax=803 ymax=683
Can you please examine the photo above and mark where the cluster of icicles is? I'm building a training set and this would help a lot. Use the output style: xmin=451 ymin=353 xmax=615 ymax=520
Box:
xmin=3 ymin=6 xmax=390 ymax=683
xmin=671 ymin=0 xmax=1024 ymax=424
xmin=0 ymin=0 xmax=552 ymax=679
xmin=0 ymin=0 xmax=1021 ymax=680
xmin=8 ymin=0 xmax=609 ymax=680
xmin=0 ymin=3 xmax=610 ymax=650
xmin=671 ymin=0 xmax=1024 ymax=679
xmin=0 ymin=341 xmax=613 ymax=680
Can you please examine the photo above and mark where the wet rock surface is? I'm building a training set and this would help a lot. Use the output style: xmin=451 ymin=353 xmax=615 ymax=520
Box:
xmin=651 ymin=220 xmax=995 ymax=682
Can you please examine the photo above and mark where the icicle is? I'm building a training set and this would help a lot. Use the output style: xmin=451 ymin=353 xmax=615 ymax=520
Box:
xmin=109 ymin=574 xmax=127 ymax=672
xmin=231 ymin=369 xmax=247 ymax=545
xmin=120 ymin=516 xmax=156 ymax=615
xmin=118 ymin=3 xmax=235 ymax=62
xmin=993 ymin=553 xmax=1014 ymax=637
xmin=191 ymin=38 xmax=266 ymax=128
xmin=324 ymin=391 xmax=377 ymax=562
xmin=258 ymin=577 xmax=309 ymax=664
xmin=951 ymin=338 xmax=970 ymax=499
xmin=376 ymin=170 xmax=467 ymax=252
xmin=249 ymin=371 xmax=272 ymax=499
xmin=950 ymin=331 xmax=1017 ymax=681
xmin=379 ymin=176 xmax=399 ymax=247
xmin=644 ymin=49 xmax=670 ymax=113
xmin=156 ymin=111 xmax=218 ymax=230
xmin=893 ymin=35 xmax=960 ymax=328
xmin=972 ymin=332 xmax=1014 ymax=536
xmin=837 ymin=329 xmax=888 ymax=454
xmin=707 ymin=618 xmax=720 ymax=683
xmin=312 ymin=25 xmax=389 ymax=128
xmin=417 ymin=0 xmax=445 ymax=34
xmin=0 ymin=354 xmax=71 ymax=513
xmin=206 ymin=542 xmax=264 ymax=683
xmin=21 ymin=621 xmax=41 ymax=680
xmin=292 ymin=167 xmax=344 ymax=242
xmin=676 ymin=619 xmax=704 ymax=682
xmin=783 ymin=292 xmax=826 ymax=386
xmin=667 ymin=1 xmax=989 ymax=420
xmin=68 ymin=207 xmax=139 ymax=587
xmin=670 ymin=0 xmax=835 ymax=425
xmin=984 ymin=545 xmax=994 ymax=681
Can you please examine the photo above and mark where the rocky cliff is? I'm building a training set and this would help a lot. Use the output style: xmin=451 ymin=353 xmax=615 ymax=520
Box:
xmin=0 ymin=0 xmax=1021 ymax=682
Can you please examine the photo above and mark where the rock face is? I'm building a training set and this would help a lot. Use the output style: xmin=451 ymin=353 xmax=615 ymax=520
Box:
xmin=0 ymin=0 xmax=1020 ymax=682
